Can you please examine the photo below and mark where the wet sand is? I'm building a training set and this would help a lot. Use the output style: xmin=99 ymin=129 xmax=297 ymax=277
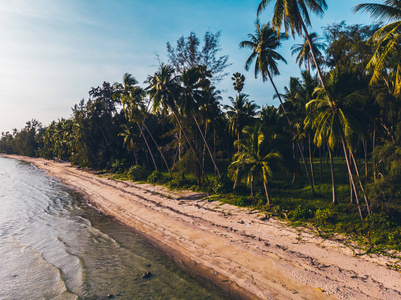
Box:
xmin=3 ymin=154 xmax=401 ymax=299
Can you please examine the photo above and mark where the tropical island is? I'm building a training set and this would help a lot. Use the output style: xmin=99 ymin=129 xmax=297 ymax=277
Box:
xmin=1 ymin=0 xmax=401 ymax=298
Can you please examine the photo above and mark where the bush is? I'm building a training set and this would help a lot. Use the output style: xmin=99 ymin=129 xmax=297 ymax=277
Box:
xmin=292 ymin=205 xmax=314 ymax=221
xmin=110 ymin=159 xmax=128 ymax=173
xmin=147 ymin=171 xmax=163 ymax=183
xmin=315 ymin=208 xmax=336 ymax=224
xmin=128 ymin=165 xmax=145 ymax=181
xmin=211 ymin=175 xmax=231 ymax=194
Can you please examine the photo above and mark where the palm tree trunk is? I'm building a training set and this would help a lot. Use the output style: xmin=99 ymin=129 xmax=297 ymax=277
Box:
xmin=192 ymin=113 xmax=221 ymax=178
xmin=266 ymin=71 xmax=315 ymax=196
xmin=292 ymin=140 xmax=296 ymax=184
xmin=319 ymin=146 xmax=323 ymax=182
xmin=350 ymin=151 xmax=371 ymax=216
xmin=263 ymin=181 xmax=271 ymax=205
xmin=172 ymin=111 xmax=209 ymax=184
xmin=141 ymin=120 xmax=172 ymax=179
xmin=328 ymin=144 xmax=337 ymax=205
xmin=373 ymin=126 xmax=376 ymax=180
xmin=308 ymin=134 xmax=315 ymax=185
xmin=300 ymin=20 xmax=326 ymax=89
xmin=137 ymin=122 xmax=158 ymax=171
xmin=364 ymin=140 xmax=368 ymax=179
xmin=340 ymin=134 xmax=363 ymax=220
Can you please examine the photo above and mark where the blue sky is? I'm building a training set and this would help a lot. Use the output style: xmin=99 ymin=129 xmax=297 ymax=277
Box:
xmin=0 ymin=0 xmax=379 ymax=133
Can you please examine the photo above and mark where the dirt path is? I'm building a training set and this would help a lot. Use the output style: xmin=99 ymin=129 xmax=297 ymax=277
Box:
xmin=3 ymin=154 xmax=401 ymax=299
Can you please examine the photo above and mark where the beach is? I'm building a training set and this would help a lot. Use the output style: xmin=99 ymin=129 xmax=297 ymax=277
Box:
xmin=3 ymin=154 xmax=401 ymax=299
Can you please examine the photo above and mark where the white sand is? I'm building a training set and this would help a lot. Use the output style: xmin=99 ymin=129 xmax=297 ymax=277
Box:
xmin=4 ymin=154 xmax=401 ymax=299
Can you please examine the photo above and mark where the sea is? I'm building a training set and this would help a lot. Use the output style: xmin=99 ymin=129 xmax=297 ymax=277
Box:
xmin=0 ymin=156 xmax=224 ymax=299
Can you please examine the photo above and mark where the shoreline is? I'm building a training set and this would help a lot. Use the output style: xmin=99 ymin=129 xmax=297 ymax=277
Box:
xmin=3 ymin=154 xmax=401 ymax=299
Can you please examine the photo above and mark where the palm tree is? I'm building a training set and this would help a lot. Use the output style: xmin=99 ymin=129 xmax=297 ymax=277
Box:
xmin=305 ymin=69 xmax=371 ymax=219
xmin=179 ymin=66 xmax=222 ymax=178
xmin=225 ymin=93 xmax=259 ymax=154
xmin=146 ymin=64 xmax=209 ymax=183
xmin=231 ymin=72 xmax=246 ymax=95
xmin=228 ymin=125 xmax=284 ymax=204
xmin=291 ymin=32 xmax=326 ymax=72
xmin=354 ymin=1 xmax=401 ymax=97
xmin=257 ymin=0 xmax=328 ymax=87
xmin=240 ymin=20 xmax=316 ymax=195
xmin=113 ymin=74 xmax=158 ymax=171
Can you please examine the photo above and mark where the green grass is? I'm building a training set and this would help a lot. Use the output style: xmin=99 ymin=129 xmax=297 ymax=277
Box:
xmin=106 ymin=157 xmax=401 ymax=255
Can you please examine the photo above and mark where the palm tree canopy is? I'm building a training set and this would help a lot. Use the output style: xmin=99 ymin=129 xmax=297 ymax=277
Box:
xmin=291 ymin=32 xmax=326 ymax=70
xmin=257 ymin=0 xmax=328 ymax=37
xmin=239 ymin=21 xmax=287 ymax=82
xmin=354 ymin=1 xmax=401 ymax=96
xmin=305 ymin=69 xmax=368 ymax=150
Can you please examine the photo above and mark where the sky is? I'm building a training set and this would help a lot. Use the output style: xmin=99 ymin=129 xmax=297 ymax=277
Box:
xmin=0 ymin=0 xmax=379 ymax=133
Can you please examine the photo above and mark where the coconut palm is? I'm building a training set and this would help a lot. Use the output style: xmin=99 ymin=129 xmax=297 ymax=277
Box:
xmin=146 ymin=64 xmax=209 ymax=182
xmin=113 ymin=74 xmax=158 ymax=171
xmin=257 ymin=0 xmax=328 ymax=87
xmin=225 ymin=93 xmax=259 ymax=154
xmin=305 ymin=69 xmax=371 ymax=218
xmin=240 ymin=20 xmax=316 ymax=195
xmin=228 ymin=124 xmax=284 ymax=204
xmin=291 ymin=32 xmax=326 ymax=72
xmin=354 ymin=1 xmax=401 ymax=97
xmin=179 ymin=66 xmax=222 ymax=178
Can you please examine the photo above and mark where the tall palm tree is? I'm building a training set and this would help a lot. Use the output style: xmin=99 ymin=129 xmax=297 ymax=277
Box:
xmin=291 ymin=32 xmax=326 ymax=72
xmin=179 ymin=66 xmax=222 ymax=178
xmin=354 ymin=1 xmax=401 ymax=97
xmin=146 ymin=64 xmax=209 ymax=182
xmin=225 ymin=93 xmax=259 ymax=154
xmin=257 ymin=0 xmax=328 ymax=87
xmin=228 ymin=125 xmax=284 ymax=204
xmin=240 ymin=20 xmax=316 ymax=195
xmin=113 ymin=74 xmax=158 ymax=172
xmin=305 ymin=69 xmax=371 ymax=219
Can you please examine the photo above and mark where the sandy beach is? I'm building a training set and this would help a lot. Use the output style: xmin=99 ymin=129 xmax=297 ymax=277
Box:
xmin=3 ymin=154 xmax=401 ymax=299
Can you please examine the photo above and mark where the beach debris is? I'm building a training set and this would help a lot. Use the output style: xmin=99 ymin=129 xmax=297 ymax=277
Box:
xmin=260 ymin=214 xmax=270 ymax=221
xmin=107 ymin=294 xmax=115 ymax=299
xmin=141 ymin=271 xmax=152 ymax=279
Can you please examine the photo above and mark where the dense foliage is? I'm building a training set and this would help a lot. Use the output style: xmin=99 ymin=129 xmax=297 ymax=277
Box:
xmin=1 ymin=1 xmax=401 ymax=252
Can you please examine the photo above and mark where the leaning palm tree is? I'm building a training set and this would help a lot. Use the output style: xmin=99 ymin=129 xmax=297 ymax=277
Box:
xmin=228 ymin=124 xmax=284 ymax=204
xmin=291 ymin=32 xmax=326 ymax=72
xmin=305 ymin=69 xmax=371 ymax=219
xmin=113 ymin=74 xmax=158 ymax=172
xmin=354 ymin=0 xmax=401 ymax=97
xmin=257 ymin=0 xmax=328 ymax=87
xmin=240 ymin=20 xmax=316 ymax=195
xmin=146 ymin=64 xmax=209 ymax=182
xmin=179 ymin=66 xmax=222 ymax=178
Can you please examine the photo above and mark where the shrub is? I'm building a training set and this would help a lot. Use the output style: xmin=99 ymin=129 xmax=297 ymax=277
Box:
xmin=147 ymin=171 xmax=163 ymax=183
xmin=211 ymin=175 xmax=231 ymax=194
xmin=292 ymin=205 xmax=314 ymax=221
xmin=315 ymin=208 xmax=336 ymax=224
xmin=127 ymin=165 xmax=145 ymax=181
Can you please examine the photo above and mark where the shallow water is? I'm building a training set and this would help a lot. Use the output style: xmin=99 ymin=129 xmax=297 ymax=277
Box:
xmin=0 ymin=157 xmax=224 ymax=299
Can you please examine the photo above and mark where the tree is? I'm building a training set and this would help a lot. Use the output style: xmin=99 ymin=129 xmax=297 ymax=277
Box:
xmin=291 ymin=32 xmax=326 ymax=72
xmin=240 ymin=20 xmax=316 ymax=195
xmin=231 ymin=72 xmax=246 ymax=95
xmin=305 ymin=69 xmax=371 ymax=218
xmin=257 ymin=0 xmax=328 ymax=87
xmin=354 ymin=0 xmax=401 ymax=97
xmin=228 ymin=124 xmax=284 ymax=204
xmin=167 ymin=31 xmax=231 ymax=82
xmin=225 ymin=93 xmax=259 ymax=154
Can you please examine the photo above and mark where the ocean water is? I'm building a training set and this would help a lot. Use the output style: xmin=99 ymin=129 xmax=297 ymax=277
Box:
xmin=0 ymin=157 xmax=224 ymax=299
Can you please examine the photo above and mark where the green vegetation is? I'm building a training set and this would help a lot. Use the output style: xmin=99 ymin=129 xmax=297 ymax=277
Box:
xmin=1 ymin=1 xmax=401 ymax=253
